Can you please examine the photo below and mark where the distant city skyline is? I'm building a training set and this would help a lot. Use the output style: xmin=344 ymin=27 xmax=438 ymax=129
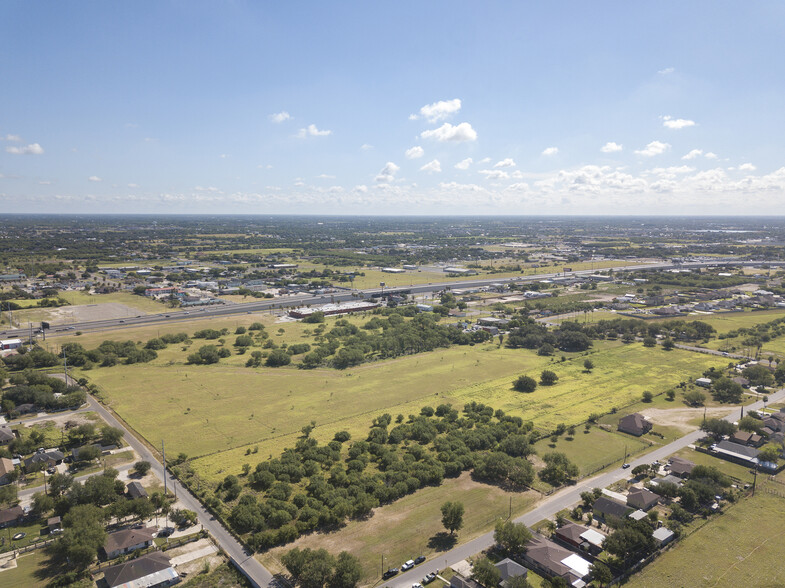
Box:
xmin=2 ymin=1 xmax=784 ymax=215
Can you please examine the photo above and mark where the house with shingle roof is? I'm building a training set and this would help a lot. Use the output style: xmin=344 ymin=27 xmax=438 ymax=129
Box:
xmin=101 ymin=552 xmax=178 ymax=588
xmin=618 ymin=413 xmax=652 ymax=437
xmin=103 ymin=527 xmax=156 ymax=559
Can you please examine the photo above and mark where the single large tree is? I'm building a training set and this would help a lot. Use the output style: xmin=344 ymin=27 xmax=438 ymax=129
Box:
xmin=494 ymin=520 xmax=532 ymax=555
xmin=441 ymin=501 xmax=465 ymax=535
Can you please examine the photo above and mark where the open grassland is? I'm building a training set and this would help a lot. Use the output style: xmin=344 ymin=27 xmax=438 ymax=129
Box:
xmin=533 ymin=428 xmax=650 ymax=475
xmin=653 ymin=309 xmax=785 ymax=333
xmin=628 ymin=482 xmax=785 ymax=587
xmin=258 ymin=472 xmax=540 ymax=586
xmin=78 ymin=335 xmax=723 ymax=482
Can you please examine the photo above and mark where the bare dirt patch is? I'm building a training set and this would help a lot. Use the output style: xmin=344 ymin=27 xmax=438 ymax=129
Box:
xmin=42 ymin=302 xmax=143 ymax=323
xmin=638 ymin=406 xmax=730 ymax=433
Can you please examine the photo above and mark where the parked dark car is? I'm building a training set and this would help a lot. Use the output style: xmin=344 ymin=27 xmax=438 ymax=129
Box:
xmin=157 ymin=527 xmax=175 ymax=537
xmin=383 ymin=568 xmax=399 ymax=579
xmin=414 ymin=556 xmax=426 ymax=565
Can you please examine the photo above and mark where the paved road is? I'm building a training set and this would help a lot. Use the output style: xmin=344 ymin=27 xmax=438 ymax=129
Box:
xmin=383 ymin=388 xmax=785 ymax=588
xmin=2 ymin=259 xmax=728 ymax=339
xmin=82 ymin=394 xmax=272 ymax=587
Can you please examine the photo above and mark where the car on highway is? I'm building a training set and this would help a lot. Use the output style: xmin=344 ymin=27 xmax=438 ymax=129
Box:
xmin=382 ymin=568 xmax=399 ymax=579
xmin=402 ymin=560 xmax=415 ymax=571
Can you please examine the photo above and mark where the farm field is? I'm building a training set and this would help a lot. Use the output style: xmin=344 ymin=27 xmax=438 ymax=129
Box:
xmin=627 ymin=480 xmax=785 ymax=587
xmin=79 ymin=336 xmax=723 ymax=482
xmin=258 ymin=471 xmax=540 ymax=586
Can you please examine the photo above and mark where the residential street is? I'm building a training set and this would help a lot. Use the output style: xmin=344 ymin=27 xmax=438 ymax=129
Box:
xmin=383 ymin=388 xmax=785 ymax=588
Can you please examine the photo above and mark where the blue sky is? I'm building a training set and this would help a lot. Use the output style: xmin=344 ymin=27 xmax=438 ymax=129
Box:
xmin=2 ymin=1 xmax=785 ymax=215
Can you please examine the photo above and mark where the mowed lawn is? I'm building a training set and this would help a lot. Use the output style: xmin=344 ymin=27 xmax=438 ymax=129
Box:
xmin=628 ymin=486 xmax=785 ymax=587
xmin=258 ymin=472 xmax=540 ymax=586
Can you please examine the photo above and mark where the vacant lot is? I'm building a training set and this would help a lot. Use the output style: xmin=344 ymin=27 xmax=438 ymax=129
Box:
xmin=12 ymin=290 xmax=167 ymax=325
xmin=628 ymin=481 xmax=785 ymax=587
xmin=655 ymin=309 xmax=785 ymax=334
xmin=78 ymin=335 xmax=722 ymax=482
xmin=532 ymin=427 xmax=650 ymax=475
xmin=259 ymin=471 xmax=540 ymax=586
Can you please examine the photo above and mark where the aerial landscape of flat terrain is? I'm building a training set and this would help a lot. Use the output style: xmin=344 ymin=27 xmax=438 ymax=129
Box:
xmin=3 ymin=1 xmax=785 ymax=587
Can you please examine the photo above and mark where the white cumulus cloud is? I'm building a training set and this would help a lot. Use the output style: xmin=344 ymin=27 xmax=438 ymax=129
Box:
xmin=2 ymin=134 xmax=22 ymax=142
xmin=662 ymin=115 xmax=696 ymax=130
xmin=479 ymin=169 xmax=509 ymax=180
xmin=542 ymin=147 xmax=559 ymax=156
xmin=494 ymin=158 xmax=516 ymax=168
xmin=635 ymin=141 xmax=671 ymax=157
xmin=405 ymin=146 xmax=424 ymax=159
xmin=705 ymin=152 xmax=718 ymax=160
xmin=269 ymin=111 xmax=291 ymax=123
xmin=420 ymin=159 xmax=441 ymax=173
xmin=88 ymin=176 xmax=102 ymax=182
xmin=297 ymin=124 xmax=332 ymax=138
xmin=455 ymin=158 xmax=473 ymax=170
xmin=658 ymin=67 xmax=675 ymax=75
xmin=413 ymin=99 xmax=462 ymax=123
xmin=682 ymin=149 xmax=703 ymax=160
xmin=375 ymin=162 xmax=400 ymax=183
xmin=421 ymin=122 xmax=477 ymax=142
xmin=6 ymin=143 xmax=44 ymax=155
xmin=601 ymin=142 xmax=623 ymax=153
xmin=739 ymin=163 xmax=757 ymax=172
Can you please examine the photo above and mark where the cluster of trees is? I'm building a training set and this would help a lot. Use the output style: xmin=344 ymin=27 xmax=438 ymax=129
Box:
xmin=699 ymin=368 xmax=745 ymax=403
xmin=281 ymin=548 xmax=362 ymax=588
xmin=187 ymin=344 xmax=231 ymax=365
xmin=505 ymin=317 xmax=592 ymax=352
xmin=295 ymin=312 xmax=492 ymax=370
xmin=1 ymin=370 xmax=85 ymax=416
xmin=221 ymin=402 xmax=573 ymax=551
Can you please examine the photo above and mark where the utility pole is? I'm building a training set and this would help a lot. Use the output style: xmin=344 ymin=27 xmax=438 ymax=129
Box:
xmin=162 ymin=440 xmax=167 ymax=497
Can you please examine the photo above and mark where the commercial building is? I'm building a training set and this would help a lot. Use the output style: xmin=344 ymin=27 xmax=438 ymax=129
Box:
xmin=288 ymin=301 xmax=379 ymax=319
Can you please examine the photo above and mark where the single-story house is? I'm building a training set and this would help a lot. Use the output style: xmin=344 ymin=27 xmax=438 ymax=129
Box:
xmin=450 ymin=575 xmax=484 ymax=588
xmin=627 ymin=487 xmax=660 ymax=511
xmin=103 ymin=527 xmax=156 ymax=559
xmin=0 ymin=427 xmax=15 ymax=445
xmin=593 ymin=496 xmax=632 ymax=522
xmin=127 ymin=481 xmax=148 ymax=500
xmin=553 ymin=523 xmax=605 ymax=555
xmin=695 ymin=378 xmax=713 ymax=388
xmin=667 ymin=456 xmax=695 ymax=478
xmin=14 ymin=403 xmax=36 ymax=415
xmin=652 ymin=527 xmax=676 ymax=547
xmin=101 ymin=552 xmax=179 ymax=588
xmin=0 ymin=505 xmax=24 ymax=529
xmin=650 ymin=474 xmax=684 ymax=489
xmin=0 ymin=458 xmax=15 ymax=485
xmin=618 ymin=413 xmax=652 ymax=437
xmin=24 ymin=449 xmax=64 ymax=471
xmin=47 ymin=516 xmax=62 ymax=533
xmin=522 ymin=536 xmax=590 ymax=587
xmin=730 ymin=430 xmax=764 ymax=447
xmin=494 ymin=558 xmax=528 ymax=587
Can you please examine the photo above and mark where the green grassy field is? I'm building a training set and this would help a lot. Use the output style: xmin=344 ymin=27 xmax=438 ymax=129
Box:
xmin=0 ymin=551 xmax=51 ymax=588
xmin=258 ymin=472 xmax=540 ymax=586
xmin=532 ymin=427 xmax=650 ymax=475
xmin=654 ymin=309 xmax=785 ymax=333
xmin=628 ymin=481 xmax=785 ymax=587
xmin=77 ymin=335 xmax=724 ymax=482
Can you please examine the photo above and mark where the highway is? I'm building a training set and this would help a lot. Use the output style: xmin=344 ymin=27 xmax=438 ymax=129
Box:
xmin=0 ymin=258 xmax=747 ymax=339
xmin=383 ymin=388 xmax=785 ymax=588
